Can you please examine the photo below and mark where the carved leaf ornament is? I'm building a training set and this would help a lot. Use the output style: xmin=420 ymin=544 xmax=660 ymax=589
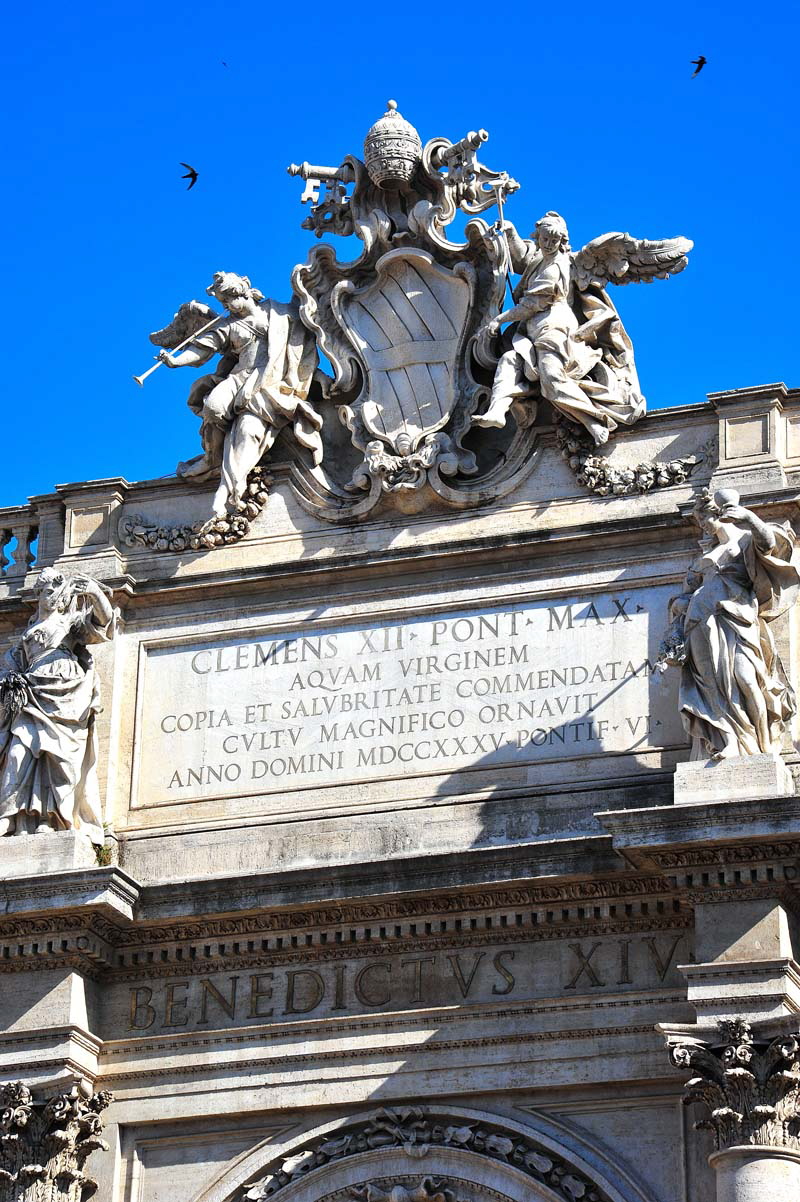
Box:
xmin=669 ymin=1019 xmax=800 ymax=1151
xmin=242 ymin=1109 xmax=609 ymax=1202
xmin=0 ymin=1083 xmax=111 ymax=1202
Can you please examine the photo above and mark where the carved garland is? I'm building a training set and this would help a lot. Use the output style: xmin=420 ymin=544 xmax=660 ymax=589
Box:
xmin=119 ymin=469 xmax=272 ymax=553
xmin=0 ymin=1083 xmax=111 ymax=1202
xmin=242 ymin=1108 xmax=611 ymax=1202
xmin=555 ymin=420 xmax=704 ymax=497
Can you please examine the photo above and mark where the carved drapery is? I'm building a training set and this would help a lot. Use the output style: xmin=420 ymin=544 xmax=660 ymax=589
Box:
xmin=242 ymin=1108 xmax=610 ymax=1202
xmin=0 ymin=1083 xmax=111 ymax=1202
xmin=666 ymin=1019 xmax=800 ymax=1152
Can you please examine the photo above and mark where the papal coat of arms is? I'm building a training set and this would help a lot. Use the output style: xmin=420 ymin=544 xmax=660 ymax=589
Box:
xmin=128 ymin=102 xmax=696 ymax=547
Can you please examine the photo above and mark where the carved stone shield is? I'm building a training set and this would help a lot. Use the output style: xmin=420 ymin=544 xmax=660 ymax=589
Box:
xmin=331 ymin=248 xmax=474 ymax=446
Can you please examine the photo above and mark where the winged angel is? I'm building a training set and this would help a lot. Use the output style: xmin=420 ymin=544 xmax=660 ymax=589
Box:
xmin=150 ymin=274 xmax=322 ymax=519
xmin=475 ymin=213 xmax=692 ymax=445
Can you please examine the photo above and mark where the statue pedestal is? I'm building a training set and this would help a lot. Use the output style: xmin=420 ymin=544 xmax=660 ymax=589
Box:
xmin=0 ymin=829 xmax=98 ymax=879
xmin=709 ymin=1146 xmax=800 ymax=1202
xmin=674 ymin=753 xmax=794 ymax=805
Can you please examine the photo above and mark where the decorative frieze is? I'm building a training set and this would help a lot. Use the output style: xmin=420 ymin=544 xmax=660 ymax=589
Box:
xmin=666 ymin=1019 xmax=800 ymax=1151
xmin=243 ymin=1108 xmax=609 ymax=1202
xmin=0 ymin=874 xmax=679 ymax=954
xmin=120 ymin=929 xmax=690 ymax=1034
xmin=0 ymin=1083 xmax=111 ymax=1202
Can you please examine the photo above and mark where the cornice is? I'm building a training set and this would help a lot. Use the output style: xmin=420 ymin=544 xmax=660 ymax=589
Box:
xmin=108 ymin=911 xmax=690 ymax=983
xmin=0 ymin=815 xmax=797 ymax=977
xmin=111 ymin=498 xmax=701 ymax=608
xmin=0 ymin=867 xmax=140 ymax=922
xmin=132 ymin=836 xmax=624 ymax=922
xmin=0 ymin=866 xmax=686 ymax=976
xmin=597 ymin=797 xmax=800 ymax=876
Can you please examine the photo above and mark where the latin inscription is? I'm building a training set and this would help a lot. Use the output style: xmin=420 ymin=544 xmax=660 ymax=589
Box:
xmin=122 ymin=933 xmax=689 ymax=1033
xmin=134 ymin=588 xmax=684 ymax=806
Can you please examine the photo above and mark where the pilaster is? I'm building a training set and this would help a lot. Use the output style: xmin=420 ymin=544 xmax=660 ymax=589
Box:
xmin=710 ymin=382 xmax=789 ymax=493
xmin=0 ymin=1081 xmax=112 ymax=1202
xmin=662 ymin=1018 xmax=800 ymax=1202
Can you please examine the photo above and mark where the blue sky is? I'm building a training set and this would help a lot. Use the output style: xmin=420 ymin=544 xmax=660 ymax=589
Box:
xmin=1 ymin=0 xmax=797 ymax=507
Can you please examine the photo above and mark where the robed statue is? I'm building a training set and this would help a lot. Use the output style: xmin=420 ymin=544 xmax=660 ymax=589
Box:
xmin=658 ymin=489 xmax=800 ymax=761
xmin=0 ymin=569 xmax=116 ymax=841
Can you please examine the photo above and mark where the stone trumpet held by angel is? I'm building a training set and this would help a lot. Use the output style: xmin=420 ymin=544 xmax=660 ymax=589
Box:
xmin=132 ymin=310 xmax=224 ymax=386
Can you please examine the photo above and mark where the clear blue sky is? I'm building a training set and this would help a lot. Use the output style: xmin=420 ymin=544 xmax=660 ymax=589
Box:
xmin=1 ymin=0 xmax=797 ymax=508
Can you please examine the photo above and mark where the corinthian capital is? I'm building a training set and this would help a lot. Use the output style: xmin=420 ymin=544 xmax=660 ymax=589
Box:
xmin=0 ymin=1081 xmax=112 ymax=1202
xmin=663 ymin=1018 xmax=800 ymax=1152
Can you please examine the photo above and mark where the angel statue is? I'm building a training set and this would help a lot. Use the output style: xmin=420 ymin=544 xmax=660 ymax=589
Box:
xmin=657 ymin=489 xmax=800 ymax=762
xmin=153 ymin=272 xmax=325 ymax=518
xmin=475 ymin=212 xmax=692 ymax=445
xmin=0 ymin=569 xmax=116 ymax=840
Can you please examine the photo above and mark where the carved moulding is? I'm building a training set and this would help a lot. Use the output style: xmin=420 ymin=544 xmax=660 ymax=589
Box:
xmin=663 ymin=1018 xmax=800 ymax=1151
xmin=239 ymin=1108 xmax=599 ymax=1201
xmin=227 ymin=1106 xmax=658 ymax=1202
xmin=0 ymin=1082 xmax=111 ymax=1202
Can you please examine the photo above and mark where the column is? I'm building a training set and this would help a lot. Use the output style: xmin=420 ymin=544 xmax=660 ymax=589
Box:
xmin=0 ymin=1082 xmax=111 ymax=1202
xmin=664 ymin=1018 xmax=800 ymax=1202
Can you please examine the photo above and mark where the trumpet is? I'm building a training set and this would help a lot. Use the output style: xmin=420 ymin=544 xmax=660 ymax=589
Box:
xmin=132 ymin=312 xmax=223 ymax=387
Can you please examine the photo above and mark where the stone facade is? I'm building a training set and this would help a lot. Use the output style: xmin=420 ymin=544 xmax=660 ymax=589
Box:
xmin=0 ymin=383 xmax=797 ymax=1202
xmin=2 ymin=105 xmax=800 ymax=1202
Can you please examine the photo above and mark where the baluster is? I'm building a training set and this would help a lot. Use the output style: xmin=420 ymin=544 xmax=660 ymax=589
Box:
xmin=0 ymin=530 xmax=12 ymax=577
xmin=8 ymin=523 xmax=37 ymax=576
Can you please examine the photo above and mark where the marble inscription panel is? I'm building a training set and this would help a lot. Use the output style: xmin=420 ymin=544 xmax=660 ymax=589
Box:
xmin=132 ymin=586 xmax=684 ymax=808
xmin=116 ymin=930 xmax=691 ymax=1034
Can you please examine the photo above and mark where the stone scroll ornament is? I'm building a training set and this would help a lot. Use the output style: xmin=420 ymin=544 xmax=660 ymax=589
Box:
xmin=666 ymin=1019 xmax=800 ymax=1152
xmin=0 ymin=569 xmax=116 ymax=843
xmin=0 ymin=1082 xmax=112 ymax=1202
xmin=656 ymin=488 xmax=800 ymax=761
xmin=133 ymin=102 xmax=696 ymax=542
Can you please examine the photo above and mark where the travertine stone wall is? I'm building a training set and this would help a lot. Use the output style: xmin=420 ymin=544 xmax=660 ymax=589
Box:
xmin=0 ymin=388 xmax=799 ymax=1201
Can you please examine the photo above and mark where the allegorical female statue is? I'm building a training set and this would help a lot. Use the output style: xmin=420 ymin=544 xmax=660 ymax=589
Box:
xmin=0 ymin=569 xmax=116 ymax=840
xmin=476 ymin=212 xmax=691 ymax=446
xmin=153 ymin=272 xmax=323 ymax=518
xmin=658 ymin=489 xmax=800 ymax=761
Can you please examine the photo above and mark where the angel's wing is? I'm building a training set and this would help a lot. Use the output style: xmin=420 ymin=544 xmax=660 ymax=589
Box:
xmin=148 ymin=300 xmax=219 ymax=349
xmin=572 ymin=232 xmax=693 ymax=291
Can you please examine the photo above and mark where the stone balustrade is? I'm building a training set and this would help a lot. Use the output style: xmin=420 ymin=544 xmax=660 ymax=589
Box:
xmin=0 ymin=507 xmax=38 ymax=581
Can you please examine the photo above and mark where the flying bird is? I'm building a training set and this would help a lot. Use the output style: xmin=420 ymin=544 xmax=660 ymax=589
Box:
xmin=180 ymin=162 xmax=199 ymax=190
xmin=691 ymin=55 xmax=707 ymax=77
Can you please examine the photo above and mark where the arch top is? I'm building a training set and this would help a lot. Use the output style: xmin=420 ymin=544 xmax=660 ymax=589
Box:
xmin=193 ymin=1105 xmax=660 ymax=1202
